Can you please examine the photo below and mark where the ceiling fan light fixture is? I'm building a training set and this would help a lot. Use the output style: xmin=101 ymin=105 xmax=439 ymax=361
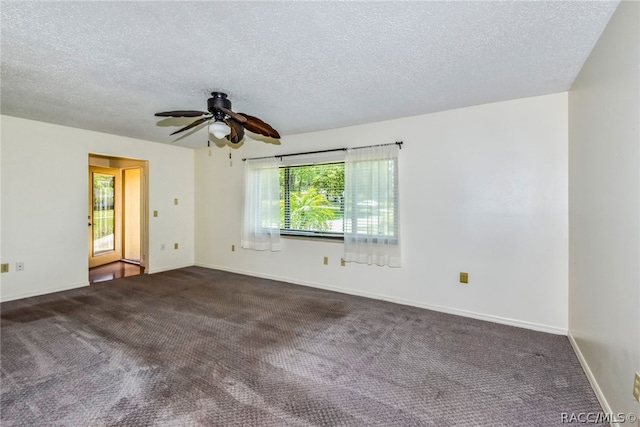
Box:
xmin=209 ymin=120 xmax=231 ymax=139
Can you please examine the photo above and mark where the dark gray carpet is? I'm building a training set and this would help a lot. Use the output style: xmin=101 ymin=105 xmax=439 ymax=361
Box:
xmin=1 ymin=266 xmax=603 ymax=426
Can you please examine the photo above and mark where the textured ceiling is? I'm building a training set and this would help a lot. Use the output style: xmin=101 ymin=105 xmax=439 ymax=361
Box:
xmin=1 ymin=1 xmax=619 ymax=148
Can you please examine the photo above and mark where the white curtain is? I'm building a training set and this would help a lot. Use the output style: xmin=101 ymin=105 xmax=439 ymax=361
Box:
xmin=241 ymin=157 xmax=281 ymax=251
xmin=344 ymin=144 xmax=401 ymax=267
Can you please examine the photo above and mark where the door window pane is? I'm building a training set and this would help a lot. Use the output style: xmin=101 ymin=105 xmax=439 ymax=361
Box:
xmin=93 ymin=173 xmax=115 ymax=255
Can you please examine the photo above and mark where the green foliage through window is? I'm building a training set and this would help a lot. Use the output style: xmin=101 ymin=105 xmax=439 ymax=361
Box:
xmin=279 ymin=163 xmax=345 ymax=236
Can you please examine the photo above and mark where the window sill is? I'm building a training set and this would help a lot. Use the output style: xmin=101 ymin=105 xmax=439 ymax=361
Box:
xmin=280 ymin=231 xmax=344 ymax=242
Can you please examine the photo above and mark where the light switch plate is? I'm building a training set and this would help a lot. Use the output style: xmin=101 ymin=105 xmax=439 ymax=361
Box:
xmin=460 ymin=272 xmax=469 ymax=283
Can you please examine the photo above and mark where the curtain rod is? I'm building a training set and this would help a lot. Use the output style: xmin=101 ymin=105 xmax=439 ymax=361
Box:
xmin=241 ymin=141 xmax=403 ymax=162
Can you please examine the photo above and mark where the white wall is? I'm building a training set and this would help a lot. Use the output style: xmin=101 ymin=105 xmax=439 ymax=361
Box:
xmin=195 ymin=93 xmax=569 ymax=333
xmin=1 ymin=116 xmax=195 ymax=301
xmin=568 ymin=0 xmax=640 ymax=419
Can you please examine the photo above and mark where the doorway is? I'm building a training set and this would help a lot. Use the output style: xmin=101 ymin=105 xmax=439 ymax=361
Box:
xmin=88 ymin=155 xmax=148 ymax=282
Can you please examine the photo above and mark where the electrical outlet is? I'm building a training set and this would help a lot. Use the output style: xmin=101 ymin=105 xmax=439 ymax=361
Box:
xmin=174 ymin=198 xmax=178 ymax=205
xmin=161 ymin=244 xmax=166 ymax=251
xmin=153 ymin=210 xmax=158 ymax=217
xmin=174 ymin=243 xmax=179 ymax=250
xmin=341 ymin=258 xmax=346 ymax=267
xmin=633 ymin=372 xmax=640 ymax=403
xmin=323 ymin=256 xmax=328 ymax=265
xmin=460 ymin=272 xmax=468 ymax=284
xmin=1 ymin=263 xmax=8 ymax=273
xmin=16 ymin=262 xmax=24 ymax=272
xmin=232 ymin=245 xmax=235 ymax=252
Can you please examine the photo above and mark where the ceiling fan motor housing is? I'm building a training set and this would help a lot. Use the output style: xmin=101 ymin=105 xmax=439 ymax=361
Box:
xmin=208 ymin=92 xmax=231 ymax=121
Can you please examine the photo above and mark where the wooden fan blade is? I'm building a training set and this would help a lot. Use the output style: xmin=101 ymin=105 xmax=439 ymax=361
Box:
xmin=155 ymin=110 xmax=209 ymax=117
xmin=226 ymin=118 xmax=245 ymax=144
xmin=237 ymin=113 xmax=280 ymax=139
xmin=169 ymin=117 xmax=210 ymax=136
xmin=218 ymin=107 xmax=247 ymax=123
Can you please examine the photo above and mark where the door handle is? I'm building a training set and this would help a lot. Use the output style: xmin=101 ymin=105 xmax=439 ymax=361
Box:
xmin=88 ymin=222 xmax=92 ymax=226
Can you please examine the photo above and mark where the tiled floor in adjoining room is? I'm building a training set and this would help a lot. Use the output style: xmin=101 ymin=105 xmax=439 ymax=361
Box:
xmin=89 ymin=261 xmax=142 ymax=283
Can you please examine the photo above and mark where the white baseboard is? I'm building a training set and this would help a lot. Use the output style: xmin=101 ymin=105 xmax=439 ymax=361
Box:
xmin=567 ymin=333 xmax=618 ymax=427
xmin=147 ymin=263 xmax=194 ymax=274
xmin=0 ymin=263 xmax=196 ymax=302
xmin=0 ymin=281 xmax=90 ymax=303
xmin=194 ymin=262 xmax=567 ymax=336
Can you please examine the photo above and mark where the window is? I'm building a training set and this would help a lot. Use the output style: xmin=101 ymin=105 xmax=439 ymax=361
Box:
xmin=279 ymin=162 xmax=345 ymax=238
xmin=243 ymin=142 xmax=401 ymax=266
